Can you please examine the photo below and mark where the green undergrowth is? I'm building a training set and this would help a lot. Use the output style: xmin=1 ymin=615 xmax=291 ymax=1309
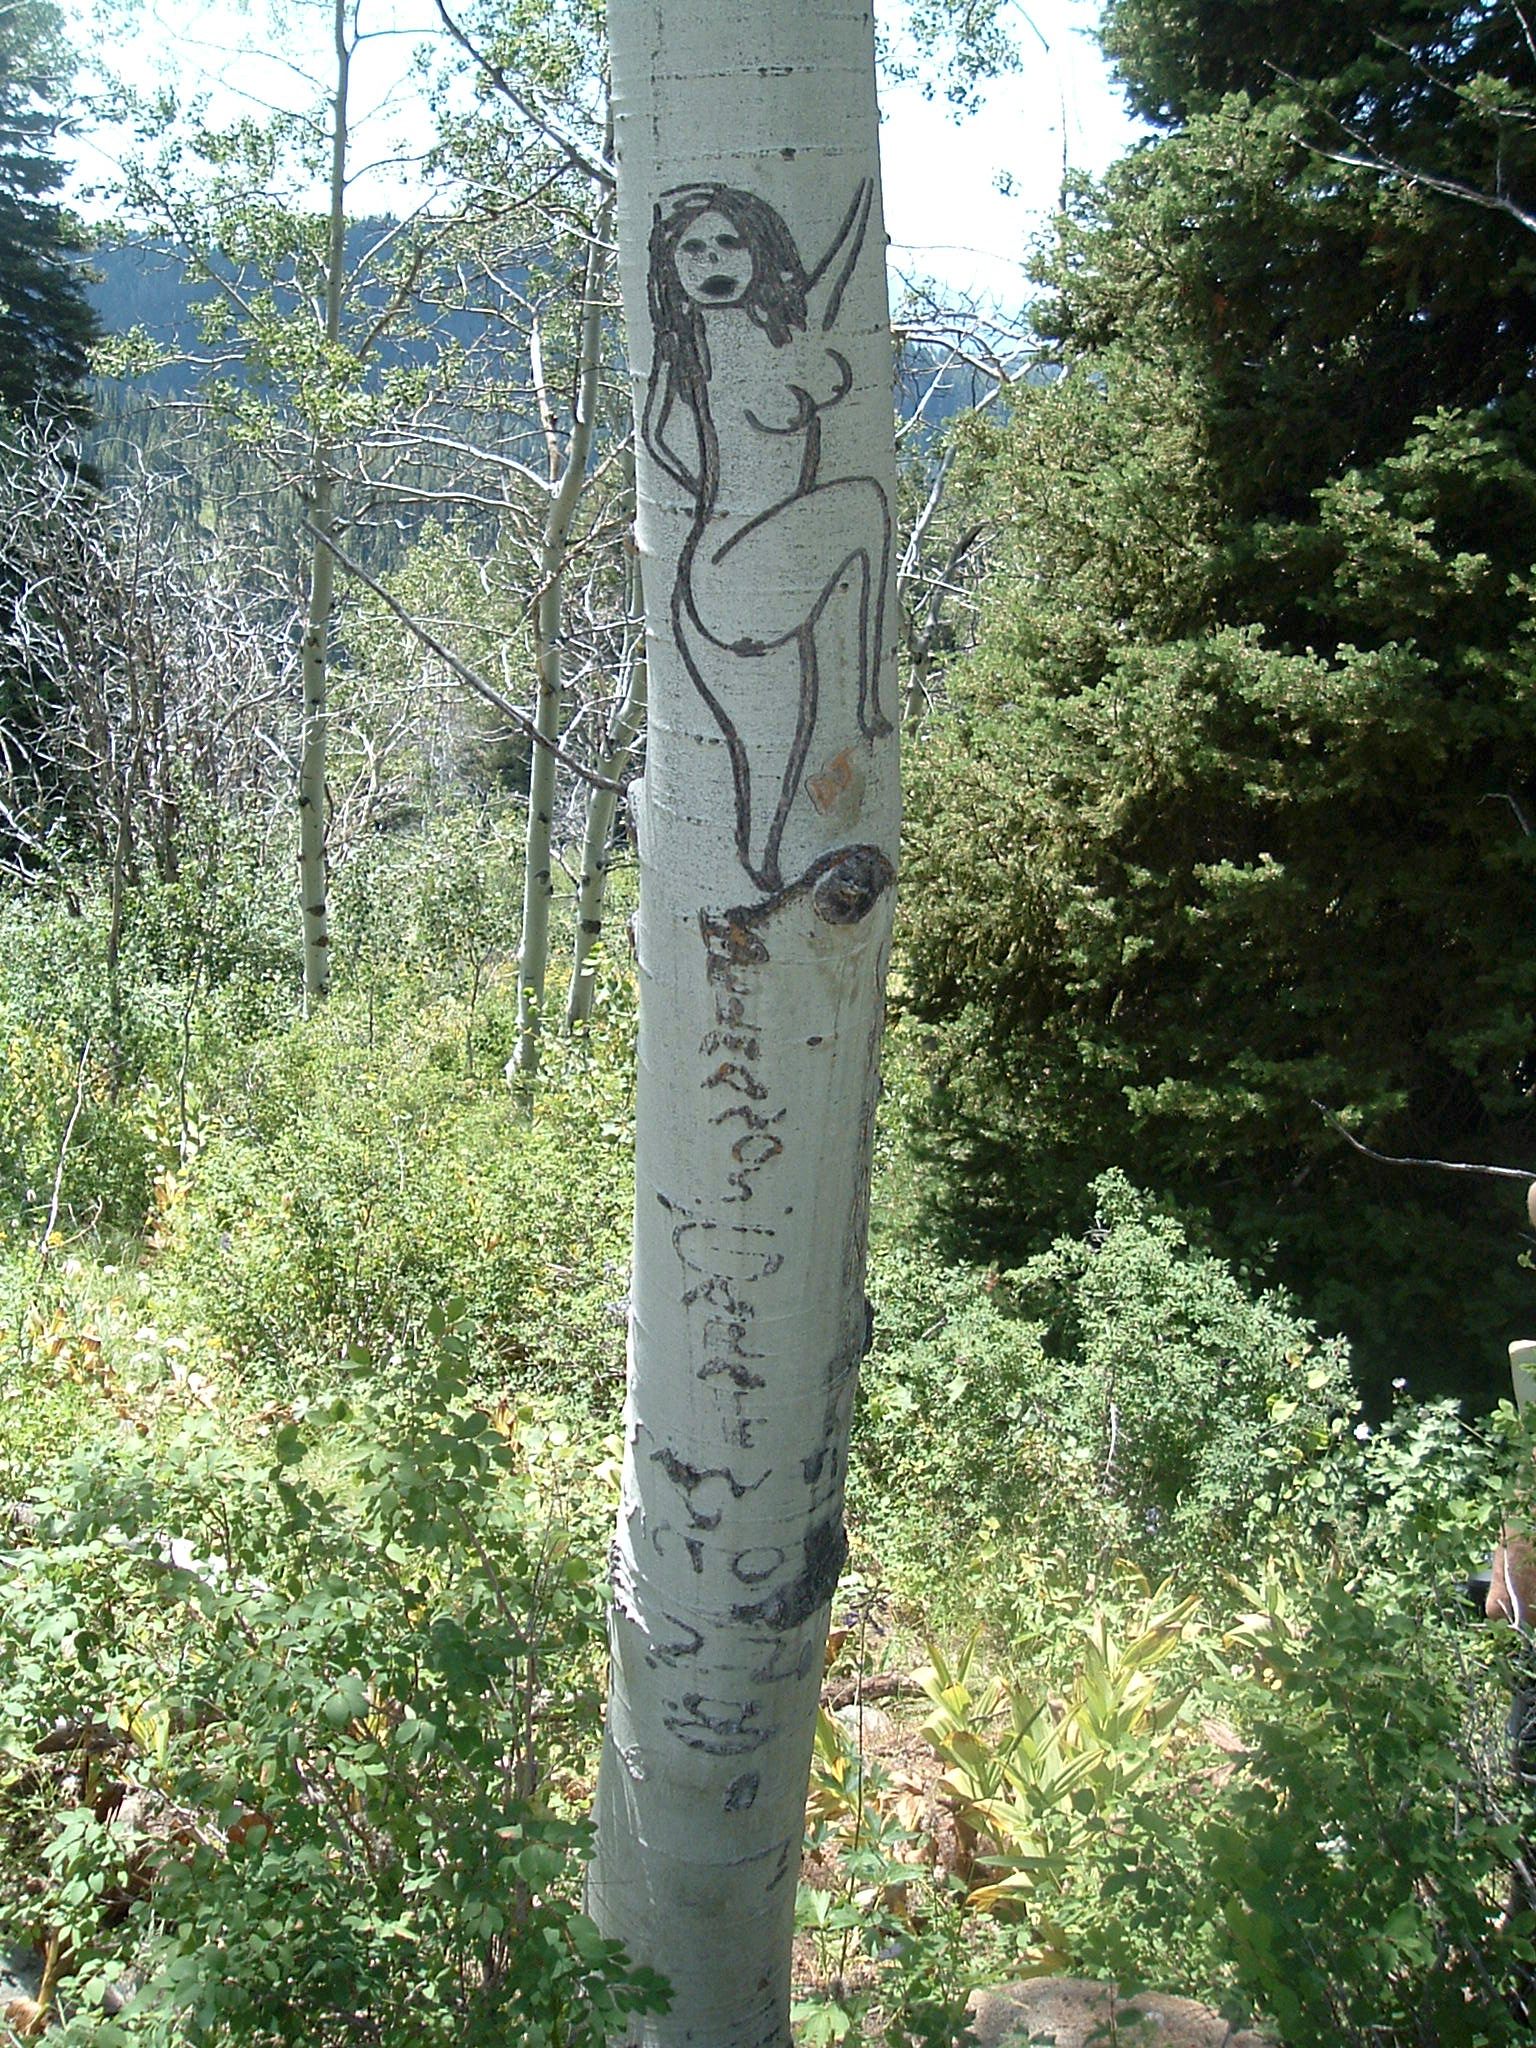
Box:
xmin=147 ymin=987 xmax=637 ymax=1399
xmin=3 ymin=871 xmax=1535 ymax=2045
xmin=809 ymin=1397 xmax=1536 ymax=2047
xmin=853 ymin=1171 xmax=1352 ymax=1607
xmin=1 ymin=1313 xmax=665 ymax=2045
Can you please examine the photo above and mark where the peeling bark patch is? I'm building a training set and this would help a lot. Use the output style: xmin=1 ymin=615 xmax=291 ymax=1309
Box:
xmin=608 ymin=1540 xmax=641 ymax=1622
xmin=732 ymin=1517 xmax=847 ymax=1632
xmin=724 ymin=1771 xmax=760 ymax=1812
xmin=807 ymin=747 xmax=855 ymax=814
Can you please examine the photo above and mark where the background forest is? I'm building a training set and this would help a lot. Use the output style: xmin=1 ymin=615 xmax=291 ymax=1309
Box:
xmin=3 ymin=0 xmax=1536 ymax=2043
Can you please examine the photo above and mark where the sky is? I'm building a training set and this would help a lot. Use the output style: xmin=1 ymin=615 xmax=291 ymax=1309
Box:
xmin=879 ymin=3 xmax=1144 ymax=305
xmin=61 ymin=0 xmax=1144 ymax=310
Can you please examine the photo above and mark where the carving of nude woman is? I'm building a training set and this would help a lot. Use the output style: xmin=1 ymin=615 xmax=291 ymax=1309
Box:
xmin=643 ymin=180 xmax=893 ymax=896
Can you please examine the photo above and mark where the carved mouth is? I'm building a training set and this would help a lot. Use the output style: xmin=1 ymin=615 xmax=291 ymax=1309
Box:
xmin=702 ymin=275 xmax=738 ymax=298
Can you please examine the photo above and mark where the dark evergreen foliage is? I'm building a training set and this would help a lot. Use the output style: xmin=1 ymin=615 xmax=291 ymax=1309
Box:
xmin=0 ymin=2 xmax=99 ymax=865
xmin=901 ymin=4 xmax=1536 ymax=1405
xmin=0 ymin=0 xmax=96 ymax=418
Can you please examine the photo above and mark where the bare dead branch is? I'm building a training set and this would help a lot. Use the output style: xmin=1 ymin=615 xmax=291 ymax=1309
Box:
xmin=1314 ymin=1102 xmax=1536 ymax=1185
xmin=38 ymin=1038 xmax=92 ymax=1258
xmin=301 ymin=518 xmax=624 ymax=793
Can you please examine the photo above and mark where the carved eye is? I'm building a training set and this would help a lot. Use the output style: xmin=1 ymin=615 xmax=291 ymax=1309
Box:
xmin=717 ymin=234 xmax=743 ymax=250
xmin=682 ymin=237 xmax=706 ymax=255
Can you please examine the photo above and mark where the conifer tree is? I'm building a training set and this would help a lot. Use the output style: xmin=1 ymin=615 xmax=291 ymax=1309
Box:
xmin=0 ymin=0 xmax=97 ymax=867
xmin=902 ymin=0 xmax=1536 ymax=1402
xmin=0 ymin=0 xmax=96 ymax=420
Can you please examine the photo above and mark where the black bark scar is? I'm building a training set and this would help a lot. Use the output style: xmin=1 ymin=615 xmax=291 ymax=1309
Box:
xmin=731 ymin=1517 xmax=847 ymax=1632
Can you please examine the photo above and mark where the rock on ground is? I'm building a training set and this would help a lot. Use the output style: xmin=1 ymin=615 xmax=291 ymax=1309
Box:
xmin=968 ymin=1977 xmax=1273 ymax=2048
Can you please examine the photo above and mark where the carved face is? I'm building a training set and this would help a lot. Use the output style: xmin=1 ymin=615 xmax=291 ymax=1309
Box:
xmin=674 ymin=211 xmax=754 ymax=306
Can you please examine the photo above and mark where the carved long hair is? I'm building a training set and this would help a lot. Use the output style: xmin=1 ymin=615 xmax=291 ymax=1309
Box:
xmin=644 ymin=183 xmax=810 ymax=504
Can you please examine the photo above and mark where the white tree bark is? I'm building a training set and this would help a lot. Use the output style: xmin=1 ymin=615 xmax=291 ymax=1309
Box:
xmin=297 ymin=0 xmax=350 ymax=1008
xmin=589 ymin=4 xmax=897 ymax=2040
xmin=510 ymin=191 xmax=616 ymax=1087
xmin=298 ymin=467 xmax=336 ymax=1006
xmin=565 ymin=534 xmax=648 ymax=1033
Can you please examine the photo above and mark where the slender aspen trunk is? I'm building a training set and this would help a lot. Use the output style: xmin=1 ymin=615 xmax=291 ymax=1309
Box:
xmin=565 ymin=541 xmax=647 ymax=1033
xmin=511 ymin=502 xmax=562 ymax=1079
xmin=589 ymin=5 xmax=898 ymax=2039
xmin=299 ymin=468 xmax=336 ymax=1005
xmin=511 ymin=189 xmax=616 ymax=1085
xmin=297 ymin=0 xmax=349 ymax=1008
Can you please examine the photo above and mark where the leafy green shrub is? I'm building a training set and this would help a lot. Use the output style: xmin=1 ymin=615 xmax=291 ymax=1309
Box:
xmin=152 ymin=989 xmax=636 ymax=1391
xmin=0 ymin=1248 xmax=103 ymax=1498
xmin=916 ymin=1588 xmax=1200 ymax=1924
xmin=1082 ymin=1399 xmax=1536 ymax=2046
xmin=856 ymin=1173 xmax=1350 ymax=1589
xmin=797 ymin=1710 xmax=973 ymax=2048
xmin=0 ymin=872 xmax=296 ymax=1234
xmin=0 ymin=1314 xmax=665 ymax=2045
xmin=329 ymin=813 xmax=525 ymax=1068
xmin=1010 ymin=1171 xmax=1353 ymax=1565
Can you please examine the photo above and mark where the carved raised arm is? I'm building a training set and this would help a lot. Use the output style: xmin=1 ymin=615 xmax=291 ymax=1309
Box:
xmin=806 ymin=178 xmax=875 ymax=335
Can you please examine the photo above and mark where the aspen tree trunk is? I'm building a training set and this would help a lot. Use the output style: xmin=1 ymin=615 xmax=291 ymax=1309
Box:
xmin=298 ymin=469 xmax=336 ymax=1006
xmin=589 ymin=4 xmax=898 ymax=2039
xmin=565 ymin=535 xmax=647 ymax=1033
xmin=510 ymin=190 xmax=616 ymax=1086
xmin=297 ymin=0 xmax=350 ymax=1007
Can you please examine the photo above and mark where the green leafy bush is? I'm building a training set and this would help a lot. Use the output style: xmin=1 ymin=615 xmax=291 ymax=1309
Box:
xmin=796 ymin=1709 xmax=973 ymax=2048
xmin=152 ymin=989 xmax=636 ymax=1391
xmin=328 ymin=813 xmax=527 ymax=1070
xmin=0 ymin=1314 xmax=665 ymax=2044
xmin=1082 ymin=1399 xmax=1536 ymax=2046
xmin=857 ymin=1174 xmax=1350 ymax=1589
xmin=0 ymin=872 xmax=296 ymax=1235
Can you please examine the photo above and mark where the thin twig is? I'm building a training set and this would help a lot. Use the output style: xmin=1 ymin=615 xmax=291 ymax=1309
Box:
xmin=38 ymin=1037 xmax=91 ymax=1258
xmin=300 ymin=520 xmax=625 ymax=794
xmin=1314 ymin=1102 xmax=1536 ymax=1184
xmin=1485 ymin=790 xmax=1535 ymax=837
xmin=1307 ymin=137 xmax=1536 ymax=235
xmin=433 ymin=0 xmax=615 ymax=191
